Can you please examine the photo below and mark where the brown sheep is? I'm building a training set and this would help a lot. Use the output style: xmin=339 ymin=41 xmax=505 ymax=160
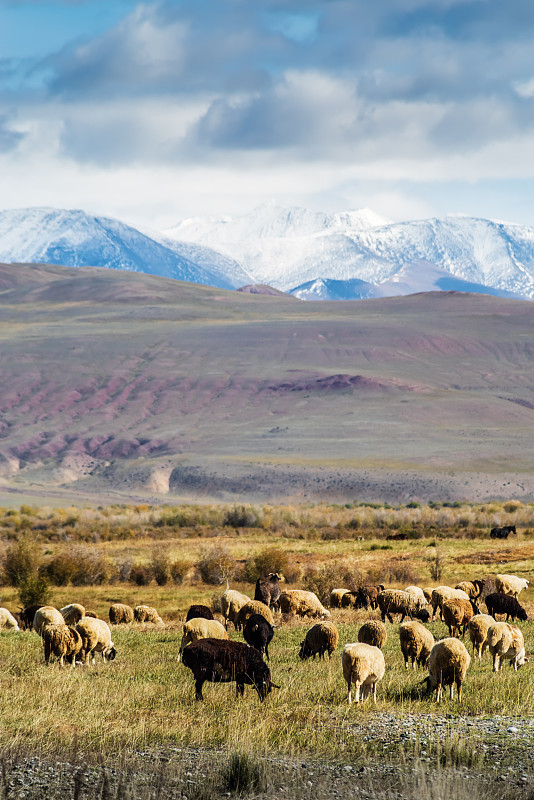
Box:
xmin=357 ymin=620 xmax=387 ymax=649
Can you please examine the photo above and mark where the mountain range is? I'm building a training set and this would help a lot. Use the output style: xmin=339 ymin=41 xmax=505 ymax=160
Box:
xmin=0 ymin=203 xmax=533 ymax=300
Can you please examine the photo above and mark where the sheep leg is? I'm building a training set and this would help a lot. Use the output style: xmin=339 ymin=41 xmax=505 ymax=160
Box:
xmin=194 ymin=679 xmax=204 ymax=701
xmin=44 ymin=641 xmax=51 ymax=666
xmin=457 ymin=681 xmax=463 ymax=702
xmin=436 ymin=682 xmax=443 ymax=703
xmin=347 ymin=680 xmax=352 ymax=705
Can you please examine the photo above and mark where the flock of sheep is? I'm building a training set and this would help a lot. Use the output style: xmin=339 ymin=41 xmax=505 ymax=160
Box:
xmin=0 ymin=570 xmax=529 ymax=706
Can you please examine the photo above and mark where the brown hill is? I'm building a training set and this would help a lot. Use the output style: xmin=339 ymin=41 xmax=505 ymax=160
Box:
xmin=1 ymin=262 xmax=533 ymax=505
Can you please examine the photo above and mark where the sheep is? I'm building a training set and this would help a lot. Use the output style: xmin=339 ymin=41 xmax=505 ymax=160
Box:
xmin=357 ymin=620 xmax=387 ymax=649
xmin=220 ymin=589 xmax=251 ymax=630
xmin=485 ymin=593 xmax=528 ymax=622
xmin=75 ymin=618 xmax=116 ymax=665
xmin=18 ymin=604 xmax=43 ymax=631
xmin=404 ymin=586 xmax=427 ymax=605
xmin=342 ymin=643 xmax=385 ymax=704
xmin=342 ymin=585 xmax=384 ymax=610
xmin=441 ymin=598 xmax=479 ymax=638
xmin=234 ymin=600 xmax=275 ymax=631
xmin=431 ymin=587 xmax=470 ymax=620
xmin=399 ymin=621 xmax=435 ymax=669
xmin=278 ymin=590 xmax=330 ymax=619
xmin=179 ymin=618 xmax=229 ymax=658
xmin=60 ymin=603 xmax=85 ymax=625
xmin=254 ymin=573 xmax=281 ymax=610
xmin=377 ymin=589 xmax=429 ymax=624
xmin=330 ymin=588 xmax=350 ymax=608
xmin=425 ymin=638 xmax=470 ymax=702
xmin=468 ymin=614 xmax=495 ymax=659
xmin=109 ymin=603 xmax=134 ymax=625
xmin=134 ymin=605 xmax=164 ymax=625
xmin=185 ymin=605 xmax=214 ymax=622
xmin=33 ymin=606 xmax=64 ymax=636
xmin=422 ymin=588 xmax=434 ymax=603
xmin=495 ymin=574 xmax=529 ymax=599
xmin=0 ymin=608 xmax=20 ymax=631
xmin=243 ymin=614 xmax=275 ymax=660
xmin=299 ymin=622 xmax=339 ymax=660
xmin=487 ymin=622 xmax=527 ymax=671
xmin=454 ymin=580 xmax=485 ymax=600
xmin=42 ymin=624 xmax=83 ymax=666
xmin=181 ymin=638 xmax=278 ymax=701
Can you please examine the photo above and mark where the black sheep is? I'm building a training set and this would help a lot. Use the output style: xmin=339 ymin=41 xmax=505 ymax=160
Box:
xmin=254 ymin=573 xmax=281 ymax=610
xmin=243 ymin=613 xmax=275 ymax=660
xmin=18 ymin=604 xmax=43 ymax=631
xmin=181 ymin=638 xmax=278 ymax=701
xmin=485 ymin=592 xmax=527 ymax=622
xmin=185 ymin=604 xmax=214 ymax=622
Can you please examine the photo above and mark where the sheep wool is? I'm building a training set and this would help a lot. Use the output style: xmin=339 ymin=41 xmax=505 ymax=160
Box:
xmin=377 ymin=590 xmax=426 ymax=623
xmin=109 ymin=603 xmax=135 ymax=625
xmin=234 ymin=600 xmax=275 ymax=631
xmin=441 ymin=598 xmax=476 ymax=638
xmin=33 ymin=606 xmax=64 ymax=636
xmin=330 ymin=588 xmax=350 ymax=608
xmin=299 ymin=622 xmax=339 ymax=659
xmin=426 ymin=638 xmax=470 ymax=702
xmin=357 ymin=620 xmax=387 ymax=649
xmin=487 ymin=621 xmax=527 ymax=672
xmin=220 ymin=589 xmax=251 ymax=629
xmin=60 ymin=604 xmax=85 ymax=625
xmin=0 ymin=608 xmax=20 ymax=631
xmin=134 ymin=605 xmax=164 ymax=625
xmin=179 ymin=618 xmax=229 ymax=658
xmin=342 ymin=643 xmax=385 ymax=704
xmin=399 ymin=621 xmax=435 ymax=669
xmin=430 ymin=587 xmax=469 ymax=619
xmin=278 ymin=590 xmax=330 ymax=619
xmin=495 ymin=574 xmax=530 ymax=599
xmin=467 ymin=614 xmax=495 ymax=659
xmin=42 ymin=624 xmax=83 ymax=667
xmin=76 ymin=618 xmax=116 ymax=665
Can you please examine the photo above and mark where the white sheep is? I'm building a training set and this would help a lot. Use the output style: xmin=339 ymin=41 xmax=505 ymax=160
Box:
xmin=430 ymin=587 xmax=469 ymax=620
xmin=0 ymin=608 xmax=20 ymax=631
xmin=495 ymin=574 xmax=530 ymax=599
xmin=278 ymin=590 xmax=330 ymax=619
xmin=178 ymin=618 xmax=229 ymax=658
xmin=220 ymin=589 xmax=251 ymax=629
xmin=467 ymin=614 xmax=495 ymax=659
xmin=377 ymin=590 xmax=428 ymax=623
xmin=330 ymin=588 xmax=350 ymax=608
xmin=399 ymin=621 xmax=435 ymax=669
xmin=487 ymin=621 xmax=527 ymax=671
xmin=426 ymin=638 xmax=470 ymax=702
xmin=342 ymin=643 xmax=385 ymax=704
xmin=60 ymin=603 xmax=85 ymax=625
xmin=75 ymin=618 xmax=116 ymax=665
xmin=134 ymin=605 xmax=164 ymax=625
xmin=404 ymin=586 xmax=427 ymax=604
xmin=33 ymin=606 xmax=64 ymax=636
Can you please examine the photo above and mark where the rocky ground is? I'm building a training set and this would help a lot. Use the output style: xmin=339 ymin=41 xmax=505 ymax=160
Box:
xmin=3 ymin=714 xmax=533 ymax=800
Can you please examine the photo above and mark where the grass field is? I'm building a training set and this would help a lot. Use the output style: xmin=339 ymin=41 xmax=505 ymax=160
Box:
xmin=0 ymin=501 xmax=533 ymax=798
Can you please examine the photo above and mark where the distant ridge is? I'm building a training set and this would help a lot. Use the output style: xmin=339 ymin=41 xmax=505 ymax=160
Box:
xmin=236 ymin=284 xmax=291 ymax=296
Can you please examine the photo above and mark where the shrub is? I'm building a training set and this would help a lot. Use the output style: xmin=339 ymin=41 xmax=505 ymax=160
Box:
xmin=240 ymin=546 xmax=290 ymax=583
xmin=40 ymin=552 xmax=79 ymax=586
xmin=17 ymin=574 xmax=50 ymax=607
xmin=222 ymin=752 xmax=266 ymax=795
xmin=303 ymin=563 xmax=354 ymax=605
xmin=196 ymin=545 xmax=236 ymax=585
xmin=223 ymin=505 xmax=263 ymax=529
xmin=151 ymin=548 xmax=170 ymax=586
xmin=130 ymin=564 xmax=153 ymax=586
xmin=2 ymin=536 xmax=42 ymax=587
xmin=68 ymin=546 xmax=113 ymax=585
xmin=115 ymin=557 xmax=134 ymax=582
xmin=169 ymin=559 xmax=191 ymax=585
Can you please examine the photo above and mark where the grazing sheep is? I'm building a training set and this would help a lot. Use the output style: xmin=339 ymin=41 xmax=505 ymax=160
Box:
xmin=495 ymin=574 xmax=529 ymax=599
xmin=75 ymin=618 xmax=116 ymax=665
xmin=60 ymin=604 xmax=85 ymax=625
xmin=487 ymin=622 xmax=527 ymax=671
xmin=109 ymin=603 xmax=134 ymax=625
xmin=134 ymin=605 xmax=164 ymax=625
xmin=468 ymin=614 xmax=495 ymax=659
xmin=404 ymin=586 xmax=427 ymax=604
xmin=185 ymin=605 xmax=214 ymax=622
xmin=422 ymin=588 xmax=434 ymax=603
xmin=342 ymin=643 xmax=386 ymax=704
xmin=377 ymin=589 xmax=429 ymax=623
xmin=399 ymin=621 xmax=435 ymax=669
xmin=431 ymin=587 xmax=470 ymax=620
xmin=19 ymin=604 xmax=43 ymax=631
xmin=181 ymin=638 xmax=277 ymax=701
xmin=299 ymin=622 xmax=339 ymax=660
xmin=33 ymin=606 xmax=64 ymax=636
xmin=425 ymin=638 xmax=470 ymax=703
xmin=330 ymin=588 xmax=350 ymax=608
xmin=357 ymin=620 xmax=387 ymax=649
xmin=179 ymin=618 xmax=229 ymax=658
xmin=454 ymin=580 xmax=485 ymax=600
xmin=485 ymin=593 xmax=528 ymax=622
xmin=0 ymin=608 xmax=20 ymax=631
xmin=342 ymin=585 xmax=384 ymax=610
xmin=278 ymin=590 xmax=330 ymax=619
xmin=234 ymin=600 xmax=275 ymax=631
xmin=243 ymin=614 xmax=275 ymax=660
xmin=220 ymin=589 xmax=251 ymax=630
xmin=254 ymin=574 xmax=281 ymax=610
xmin=441 ymin=598 xmax=479 ymax=638
xmin=42 ymin=624 xmax=83 ymax=666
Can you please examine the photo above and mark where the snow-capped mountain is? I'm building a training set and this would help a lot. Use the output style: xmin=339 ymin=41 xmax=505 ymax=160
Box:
xmin=0 ymin=207 xmax=247 ymax=290
xmin=165 ymin=203 xmax=534 ymax=299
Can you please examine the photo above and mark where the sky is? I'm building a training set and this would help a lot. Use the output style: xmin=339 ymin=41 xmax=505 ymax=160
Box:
xmin=1 ymin=0 xmax=534 ymax=230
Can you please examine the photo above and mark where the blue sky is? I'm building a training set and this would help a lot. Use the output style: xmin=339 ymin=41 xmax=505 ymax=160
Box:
xmin=1 ymin=0 xmax=534 ymax=229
